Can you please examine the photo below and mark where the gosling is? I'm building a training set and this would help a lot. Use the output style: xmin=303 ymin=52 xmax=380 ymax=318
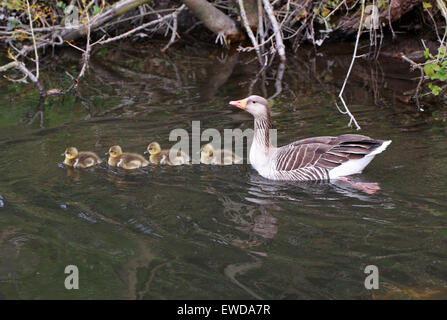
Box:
xmin=107 ymin=145 xmax=149 ymax=169
xmin=62 ymin=147 xmax=101 ymax=168
xmin=145 ymin=142 xmax=189 ymax=166
xmin=200 ymin=144 xmax=242 ymax=165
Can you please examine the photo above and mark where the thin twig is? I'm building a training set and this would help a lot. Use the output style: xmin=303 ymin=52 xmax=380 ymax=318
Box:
xmin=337 ymin=0 xmax=365 ymax=130
xmin=262 ymin=0 xmax=286 ymax=62
xmin=26 ymin=0 xmax=39 ymax=79
xmin=400 ymin=53 xmax=425 ymax=111
xmin=98 ymin=5 xmax=185 ymax=45
xmin=238 ymin=0 xmax=263 ymax=65
xmin=161 ymin=5 xmax=184 ymax=52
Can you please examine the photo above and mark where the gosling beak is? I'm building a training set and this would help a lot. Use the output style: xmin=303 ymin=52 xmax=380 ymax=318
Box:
xmin=144 ymin=150 xmax=149 ymax=155
xmin=61 ymin=153 xmax=66 ymax=156
xmin=229 ymin=98 xmax=247 ymax=110
xmin=105 ymin=152 xmax=109 ymax=156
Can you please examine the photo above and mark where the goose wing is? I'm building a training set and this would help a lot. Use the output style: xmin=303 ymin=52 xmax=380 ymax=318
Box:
xmin=78 ymin=151 xmax=101 ymax=164
xmin=275 ymin=134 xmax=385 ymax=172
xmin=123 ymin=153 xmax=149 ymax=167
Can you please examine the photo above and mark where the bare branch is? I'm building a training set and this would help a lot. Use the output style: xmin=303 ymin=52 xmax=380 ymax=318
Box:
xmin=98 ymin=5 xmax=185 ymax=45
xmin=26 ymin=0 xmax=39 ymax=80
xmin=238 ymin=0 xmax=263 ymax=65
xmin=161 ymin=5 xmax=185 ymax=52
xmin=261 ymin=0 xmax=286 ymax=62
xmin=337 ymin=0 xmax=365 ymax=130
xmin=400 ymin=53 xmax=425 ymax=112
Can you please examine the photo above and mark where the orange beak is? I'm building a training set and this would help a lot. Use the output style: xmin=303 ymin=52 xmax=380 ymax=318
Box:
xmin=229 ymin=99 xmax=247 ymax=110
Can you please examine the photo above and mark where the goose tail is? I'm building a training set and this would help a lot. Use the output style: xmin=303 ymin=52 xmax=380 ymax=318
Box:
xmin=368 ymin=140 xmax=392 ymax=157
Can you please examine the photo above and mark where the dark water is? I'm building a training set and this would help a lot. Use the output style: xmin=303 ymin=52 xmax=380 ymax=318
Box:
xmin=0 ymin=40 xmax=446 ymax=299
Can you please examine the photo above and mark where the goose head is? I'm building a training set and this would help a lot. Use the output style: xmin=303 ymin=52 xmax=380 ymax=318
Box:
xmin=229 ymin=95 xmax=270 ymax=118
xmin=107 ymin=145 xmax=123 ymax=158
xmin=145 ymin=142 xmax=161 ymax=156
xmin=62 ymin=147 xmax=78 ymax=159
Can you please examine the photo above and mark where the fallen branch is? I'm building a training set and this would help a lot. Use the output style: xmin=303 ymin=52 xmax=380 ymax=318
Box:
xmin=13 ymin=0 xmax=153 ymax=58
xmin=6 ymin=61 xmax=46 ymax=97
xmin=98 ymin=5 xmax=185 ymax=45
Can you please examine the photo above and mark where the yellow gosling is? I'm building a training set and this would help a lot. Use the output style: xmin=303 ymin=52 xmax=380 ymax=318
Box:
xmin=62 ymin=147 xmax=101 ymax=168
xmin=107 ymin=145 xmax=149 ymax=169
xmin=145 ymin=142 xmax=189 ymax=166
xmin=200 ymin=144 xmax=242 ymax=165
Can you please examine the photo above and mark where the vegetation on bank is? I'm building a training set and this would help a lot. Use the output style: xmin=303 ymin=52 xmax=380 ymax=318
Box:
xmin=0 ymin=0 xmax=447 ymax=125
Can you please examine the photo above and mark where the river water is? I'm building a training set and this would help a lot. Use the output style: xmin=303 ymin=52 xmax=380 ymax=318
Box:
xmin=0 ymin=39 xmax=446 ymax=299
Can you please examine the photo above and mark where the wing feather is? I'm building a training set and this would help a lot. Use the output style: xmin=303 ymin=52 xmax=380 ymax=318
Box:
xmin=275 ymin=135 xmax=388 ymax=172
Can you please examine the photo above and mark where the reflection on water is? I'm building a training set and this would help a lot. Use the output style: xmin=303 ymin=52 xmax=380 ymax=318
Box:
xmin=0 ymin=39 xmax=446 ymax=299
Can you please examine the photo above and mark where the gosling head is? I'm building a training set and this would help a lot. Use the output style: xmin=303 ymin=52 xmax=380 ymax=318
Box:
xmin=107 ymin=145 xmax=123 ymax=158
xmin=229 ymin=95 xmax=270 ymax=118
xmin=63 ymin=147 xmax=79 ymax=159
xmin=200 ymin=144 xmax=214 ymax=158
xmin=145 ymin=142 xmax=161 ymax=155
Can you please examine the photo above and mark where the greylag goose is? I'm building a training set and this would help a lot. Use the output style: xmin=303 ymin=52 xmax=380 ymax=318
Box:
xmin=106 ymin=145 xmax=149 ymax=169
xmin=62 ymin=147 xmax=102 ymax=168
xmin=229 ymin=95 xmax=391 ymax=187
xmin=145 ymin=142 xmax=190 ymax=166
xmin=200 ymin=143 xmax=243 ymax=165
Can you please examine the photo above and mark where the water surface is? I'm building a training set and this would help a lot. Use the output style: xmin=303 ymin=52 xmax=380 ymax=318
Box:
xmin=0 ymin=40 xmax=446 ymax=299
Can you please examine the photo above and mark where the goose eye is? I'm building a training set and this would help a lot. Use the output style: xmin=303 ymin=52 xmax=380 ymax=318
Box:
xmin=253 ymin=101 xmax=257 ymax=104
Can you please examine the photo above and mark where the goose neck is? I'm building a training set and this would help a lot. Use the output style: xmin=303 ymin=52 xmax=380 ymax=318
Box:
xmin=253 ymin=115 xmax=271 ymax=150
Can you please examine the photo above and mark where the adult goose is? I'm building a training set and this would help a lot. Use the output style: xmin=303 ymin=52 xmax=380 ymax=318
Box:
xmin=229 ymin=95 xmax=391 ymax=190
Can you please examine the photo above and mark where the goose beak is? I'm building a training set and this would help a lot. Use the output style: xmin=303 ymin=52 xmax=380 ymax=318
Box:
xmin=144 ymin=150 xmax=149 ymax=155
xmin=229 ymin=99 xmax=247 ymax=110
xmin=105 ymin=152 xmax=109 ymax=156
xmin=61 ymin=153 xmax=66 ymax=156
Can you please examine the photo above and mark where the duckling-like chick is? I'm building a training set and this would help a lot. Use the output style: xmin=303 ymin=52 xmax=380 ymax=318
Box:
xmin=145 ymin=142 xmax=189 ymax=166
xmin=62 ymin=147 xmax=101 ymax=168
xmin=107 ymin=145 xmax=149 ymax=169
xmin=200 ymin=144 xmax=242 ymax=165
